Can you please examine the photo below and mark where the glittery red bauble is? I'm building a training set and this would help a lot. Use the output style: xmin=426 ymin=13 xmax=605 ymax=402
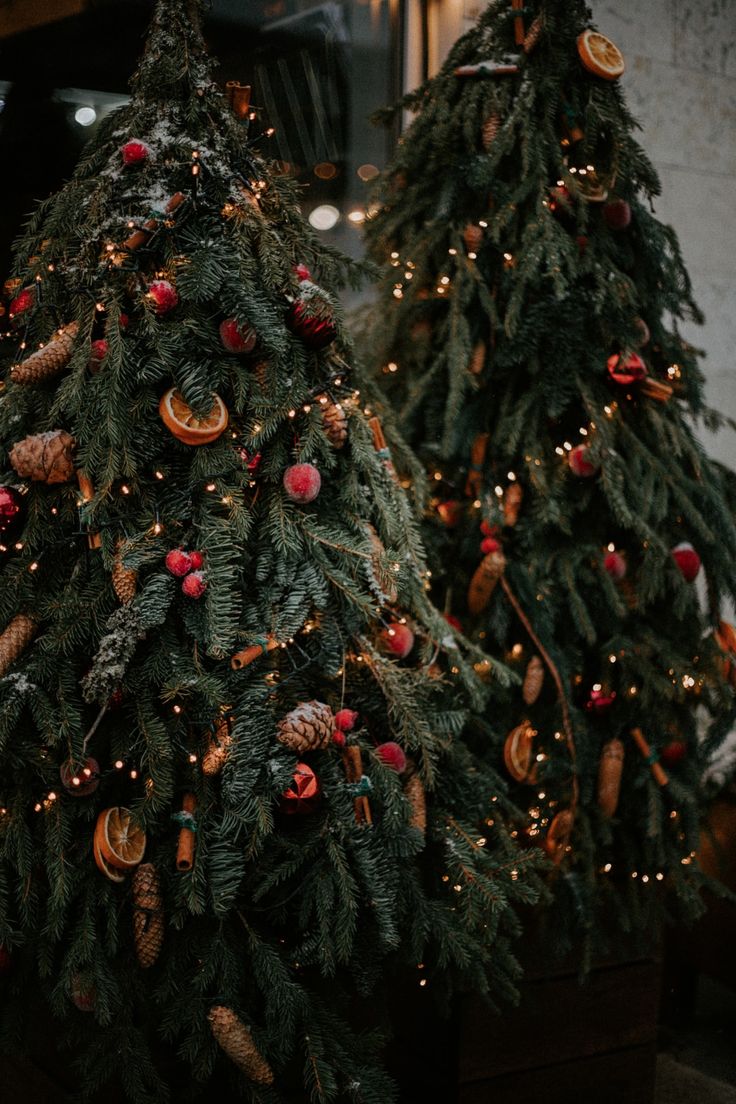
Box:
xmin=189 ymin=550 xmax=204 ymax=570
xmin=147 ymin=280 xmax=179 ymax=315
xmin=334 ymin=709 xmax=358 ymax=732
xmin=604 ymin=551 xmax=627 ymax=580
xmin=586 ymin=687 xmax=617 ymax=714
xmin=661 ymin=740 xmax=687 ymax=767
xmin=60 ymin=757 xmax=100 ymax=797
xmin=88 ymin=339 xmax=109 ymax=372
xmin=607 ymin=352 xmax=647 ymax=385
xmin=480 ymin=536 xmax=501 ymax=554
xmin=376 ymin=741 xmax=407 ymax=773
xmin=9 ymin=287 xmax=34 ymax=319
xmin=182 ymin=571 xmax=207 ymax=598
xmin=0 ymin=946 xmax=11 ymax=976
xmin=281 ymin=762 xmax=321 ymax=814
xmin=0 ymin=486 xmax=23 ymax=535
xmin=294 ymin=264 xmax=312 ymax=282
xmin=286 ymin=300 xmax=337 ymax=350
xmin=444 ymin=613 xmax=463 ymax=632
xmin=603 ymin=199 xmax=632 ymax=230
xmin=480 ymin=520 xmax=500 ymax=538
xmin=569 ymin=444 xmax=597 ymax=477
xmin=380 ymin=622 xmax=415 ymax=659
xmin=121 ymin=140 xmax=151 ymax=166
xmin=672 ymin=542 xmax=701 ymax=583
xmin=219 ymin=318 xmax=257 ymax=354
xmin=166 ymin=548 xmax=192 ymax=577
xmin=437 ymin=500 xmax=461 ymax=527
xmin=283 ymin=463 xmax=321 ymax=504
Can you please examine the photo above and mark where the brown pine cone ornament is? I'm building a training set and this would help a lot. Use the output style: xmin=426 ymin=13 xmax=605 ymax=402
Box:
xmin=597 ymin=737 xmax=624 ymax=817
xmin=277 ymin=700 xmax=334 ymax=753
xmin=467 ymin=548 xmax=506 ymax=614
xmin=11 ymin=322 xmax=79 ymax=385
xmin=463 ymin=224 xmax=483 ymax=253
xmin=111 ymin=545 xmax=137 ymax=604
xmin=208 ymin=1006 xmax=274 ymax=1084
xmin=469 ymin=340 xmax=486 ymax=375
xmin=365 ymin=523 xmax=398 ymax=604
xmin=10 ymin=430 xmax=75 ymax=484
xmin=522 ymin=655 xmax=544 ymax=705
xmin=317 ymin=394 xmax=348 ymax=448
xmin=481 ymin=112 xmax=501 ymax=150
xmin=0 ymin=614 xmax=37 ymax=677
xmin=202 ymin=715 xmax=233 ymax=775
xmin=132 ymin=862 xmax=164 ymax=968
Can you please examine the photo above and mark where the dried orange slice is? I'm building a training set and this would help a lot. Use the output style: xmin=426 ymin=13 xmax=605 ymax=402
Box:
xmin=543 ymin=809 xmax=574 ymax=865
xmin=577 ymin=29 xmax=624 ymax=80
xmin=159 ymin=387 xmax=228 ymax=446
xmin=95 ymin=806 xmax=146 ymax=870
xmin=93 ymin=832 xmax=126 ymax=883
xmin=503 ymin=720 xmax=538 ymax=783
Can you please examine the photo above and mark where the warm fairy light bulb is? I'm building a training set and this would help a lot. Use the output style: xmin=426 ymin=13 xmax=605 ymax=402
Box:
xmin=288 ymin=409 xmax=296 ymax=418
xmin=440 ymin=276 xmax=450 ymax=285
xmin=387 ymin=362 xmax=398 ymax=373
xmin=448 ymin=248 xmax=457 ymax=255
xmin=29 ymin=562 xmax=38 ymax=572
xmin=188 ymin=754 xmax=197 ymax=764
xmin=155 ymin=470 xmax=164 ymax=480
xmin=130 ymin=769 xmax=138 ymax=780
xmin=34 ymin=803 xmax=42 ymax=812
xmin=494 ymin=485 xmax=503 ymax=496
xmin=609 ymin=654 xmax=616 ymax=663
xmin=390 ymin=251 xmax=399 ymax=259
xmin=152 ymin=522 xmax=164 ymax=535
xmin=555 ymin=446 xmax=564 ymax=456
xmin=120 ymin=485 xmax=130 ymax=495
xmin=206 ymin=482 xmax=216 ymax=492
xmin=173 ymin=705 xmax=182 ymax=715
xmin=115 ymin=760 xmax=124 ymax=769
xmin=392 ymin=289 xmax=403 ymax=299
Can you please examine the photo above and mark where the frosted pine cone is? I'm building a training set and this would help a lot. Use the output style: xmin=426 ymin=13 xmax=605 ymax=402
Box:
xmin=132 ymin=863 xmax=164 ymax=968
xmin=9 ymin=430 xmax=75 ymax=484
xmin=0 ymin=614 xmax=37 ymax=677
xmin=202 ymin=716 xmax=232 ymax=775
xmin=277 ymin=700 xmax=334 ymax=753
xmin=11 ymin=322 xmax=79 ymax=385
xmin=481 ymin=112 xmax=501 ymax=150
xmin=317 ymin=394 xmax=348 ymax=448
xmin=208 ymin=1006 xmax=274 ymax=1084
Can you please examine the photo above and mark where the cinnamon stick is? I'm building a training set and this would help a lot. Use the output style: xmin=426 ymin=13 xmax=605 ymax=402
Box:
xmin=175 ymin=792 xmax=197 ymax=870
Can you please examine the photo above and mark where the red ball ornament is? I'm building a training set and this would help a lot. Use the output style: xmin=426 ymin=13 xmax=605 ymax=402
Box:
xmin=147 ymin=280 xmax=179 ymax=315
xmin=0 ymin=946 xmax=12 ymax=976
xmin=661 ymin=740 xmax=687 ymax=767
xmin=380 ymin=622 xmax=415 ymax=659
xmin=480 ymin=520 xmax=499 ymax=538
xmin=88 ymin=339 xmax=109 ymax=373
xmin=219 ymin=318 xmax=257 ymax=354
xmin=188 ymin=550 xmax=204 ymax=570
xmin=607 ymin=352 xmax=647 ymax=385
xmin=121 ymin=140 xmax=151 ymax=166
xmin=0 ymin=485 xmax=24 ymax=536
xmin=286 ymin=299 xmax=337 ymax=350
xmin=444 ymin=613 xmax=463 ymax=632
xmin=166 ymin=548 xmax=193 ymax=577
xmin=332 ymin=729 xmax=347 ymax=748
xmin=294 ymin=264 xmax=312 ymax=282
xmin=281 ymin=762 xmax=321 ymax=814
xmin=334 ymin=708 xmax=358 ymax=732
xmin=8 ymin=287 xmax=35 ymax=319
xmin=603 ymin=551 xmax=627 ymax=580
xmin=480 ymin=536 xmax=501 ymax=554
xmin=569 ymin=444 xmax=597 ymax=477
xmin=376 ymin=742 xmax=407 ymax=773
xmin=182 ymin=571 xmax=207 ymax=598
xmin=603 ymin=199 xmax=632 ymax=230
xmin=672 ymin=542 xmax=701 ymax=583
xmin=60 ymin=757 xmax=100 ymax=797
xmin=283 ymin=463 xmax=321 ymax=504
xmin=437 ymin=500 xmax=462 ymax=527
xmin=586 ymin=687 xmax=617 ymax=714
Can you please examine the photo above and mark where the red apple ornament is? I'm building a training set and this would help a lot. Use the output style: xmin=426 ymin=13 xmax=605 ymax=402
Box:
xmin=121 ymin=140 xmax=151 ymax=166
xmin=166 ymin=548 xmax=193 ymax=577
xmin=219 ymin=318 xmax=257 ymax=354
xmin=672 ymin=542 xmax=701 ymax=582
xmin=182 ymin=571 xmax=207 ymax=598
xmin=147 ymin=280 xmax=178 ymax=315
xmin=376 ymin=742 xmax=407 ymax=773
xmin=569 ymin=444 xmax=597 ymax=477
xmin=380 ymin=622 xmax=415 ymax=659
xmin=283 ymin=463 xmax=321 ymax=504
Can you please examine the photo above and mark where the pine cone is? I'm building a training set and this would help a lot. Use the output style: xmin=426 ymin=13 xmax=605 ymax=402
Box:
xmin=522 ymin=655 xmax=544 ymax=705
xmin=597 ymin=738 xmax=624 ymax=818
xmin=317 ymin=394 xmax=348 ymax=448
xmin=277 ymin=700 xmax=334 ymax=753
xmin=404 ymin=770 xmax=426 ymax=835
xmin=467 ymin=549 xmax=506 ymax=615
xmin=202 ymin=716 xmax=232 ymax=775
xmin=0 ymin=614 xmax=37 ymax=677
xmin=523 ymin=15 xmax=543 ymax=54
xmin=503 ymin=482 xmax=523 ymax=526
xmin=469 ymin=340 xmax=486 ymax=376
xmin=132 ymin=863 xmax=164 ymax=968
xmin=365 ymin=523 xmax=398 ymax=604
xmin=111 ymin=546 xmax=137 ymax=604
xmin=481 ymin=112 xmax=501 ymax=150
xmin=11 ymin=322 xmax=79 ymax=385
xmin=463 ymin=224 xmax=483 ymax=253
xmin=9 ymin=430 xmax=75 ymax=484
xmin=208 ymin=1006 xmax=274 ymax=1084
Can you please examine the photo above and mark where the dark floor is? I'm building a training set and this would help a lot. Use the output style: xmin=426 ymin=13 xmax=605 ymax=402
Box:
xmin=657 ymin=977 xmax=736 ymax=1103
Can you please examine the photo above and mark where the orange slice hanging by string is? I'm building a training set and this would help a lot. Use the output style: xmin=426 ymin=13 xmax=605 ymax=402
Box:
xmin=503 ymin=720 xmax=538 ymax=783
xmin=94 ymin=806 xmax=146 ymax=870
xmin=159 ymin=387 xmax=228 ymax=445
xmin=577 ymin=30 xmax=624 ymax=80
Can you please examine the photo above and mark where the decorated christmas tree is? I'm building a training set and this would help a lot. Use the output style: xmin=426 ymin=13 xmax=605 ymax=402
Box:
xmin=364 ymin=0 xmax=736 ymax=953
xmin=0 ymin=1 xmax=538 ymax=1098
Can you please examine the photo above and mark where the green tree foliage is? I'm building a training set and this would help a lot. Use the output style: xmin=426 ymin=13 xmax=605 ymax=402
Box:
xmin=0 ymin=1 xmax=539 ymax=1098
xmin=364 ymin=0 xmax=736 ymax=958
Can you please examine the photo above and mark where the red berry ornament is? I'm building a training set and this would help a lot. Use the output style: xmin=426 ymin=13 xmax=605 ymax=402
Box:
xmin=672 ymin=542 xmax=701 ymax=583
xmin=219 ymin=318 xmax=257 ymax=354
xmin=334 ymin=709 xmax=358 ymax=732
xmin=480 ymin=520 xmax=499 ymax=538
xmin=182 ymin=571 xmax=207 ymax=598
xmin=0 ymin=485 xmax=23 ymax=536
xmin=166 ymin=548 xmax=193 ymax=577
xmin=661 ymin=740 xmax=687 ymax=767
xmin=380 ymin=622 xmax=415 ymax=659
xmin=604 ymin=551 xmax=627 ymax=580
xmin=480 ymin=536 xmax=501 ymax=554
xmin=60 ymin=757 xmax=100 ymax=797
xmin=8 ymin=287 xmax=35 ymax=319
xmin=283 ymin=463 xmax=321 ymax=504
xmin=586 ymin=687 xmax=617 ymax=714
xmin=147 ymin=280 xmax=179 ymax=315
xmin=188 ymin=551 xmax=204 ymax=570
xmin=332 ymin=729 xmax=347 ymax=748
xmin=603 ymin=199 xmax=632 ymax=230
xmin=118 ymin=313 xmax=130 ymax=330
xmin=444 ymin=613 xmax=463 ymax=632
xmin=88 ymin=339 xmax=109 ymax=373
xmin=376 ymin=742 xmax=407 ymax=773
xmin=569 ymin=444 xmax=597 ymax=477
xmin=281 ymin=762 xmax=321 ymax=814
xmin=239 ymin=448 xmax=262 ymax=475
xmin=286 ymin=299 xmax=337 ymax=350
xmin=121 ymin=140 xmax=151 ymax=166
xmin=294 ymin=264 xmax=312 ymax=282
xmin=607 ymin=352 xmax=647 ymax=385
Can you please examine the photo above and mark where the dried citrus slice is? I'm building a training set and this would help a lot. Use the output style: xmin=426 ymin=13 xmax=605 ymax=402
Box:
xmin=577 ymin=29 xmax=624 ymax=80
xmin=543 ymin=809 xmax=574 ymax=865
xmin=95 ymin=806 xmax=146 ymax=870
xmin=93 ymin=832 xmax=126 ymax=883
xmin=503 ymin=721 xmax=538 ymax=783
xmin=159 ymin=387 xmax=228 ymax=446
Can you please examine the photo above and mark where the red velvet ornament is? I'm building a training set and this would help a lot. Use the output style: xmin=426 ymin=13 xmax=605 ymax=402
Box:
xmin=332 ymin=729 xmax=346 ymax=748
xmin=603 ymin=199 xmax=632 ymax=230
xmin=286 ymin=299 xmax=337 ymax=350
xmin=182 ymin=571 xmax=207 ymax=598
xmin=661 ymin=740 xmax=687 ymax=767
xmin=380 ymin=622 xmax=415 ymax=659
xmin=88 ymin=339 xmax=109 ymax=372
xmin=480 ymin=536 xmax=501 ymax=554
xmin=60 ymin=757 xmax=100 ymax=797
xmin=188 ymin=551 xmax=204 ymax=570
xmin=376 ymin=741 xmax=407 ymax=773
xmin=569 ymin=444 xmax=597 ymax=477
xmin=281 ymin=762 xmax=321 ymax=814
xmin=147 ymin=280 xmax=179 ymax=315
xmin=334 ymin=709 xmax=358 ymax=732
xmin=604 ymin=551 xmax=627 ymax=580
xmin=672 ymin=542 xmax=701 ymax=583
xmin=219 ymin=318 xmax=257 ymax=354
xmin=586 ymin=687 xmax=617 ymax=714
xmin=607 ymin=352 xmax=647 ymax=385
xmin=121 ymin=140 xmax=151 ymax=166
xmin=283 ymin=463 xmax=321 ymax=504
xmin=0 ymin=486 xmax=23 ymax=535
xmin=166 ymin=548 xmax=193 ymax=577
xmin=480 ymin=520 xmax=500 ymax=538
xmin=444 ymin=613 xmax=463 ymax=632
xmin=0 ymin=946 xmax=11 ymax=976
xmin=437 ymin=500 xmax=462 ymax=527
xmin=9 ymin=287 xmax=35 ymax=319
xmin=294 ymin=264 xmax=312 ymax=282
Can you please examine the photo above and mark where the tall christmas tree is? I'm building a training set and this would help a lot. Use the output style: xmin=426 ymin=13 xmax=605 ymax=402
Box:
xmin=364 ymin=0 xmax=736 ymax=953
xmin=0 ymin=2 xmax=538 ymax=1099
